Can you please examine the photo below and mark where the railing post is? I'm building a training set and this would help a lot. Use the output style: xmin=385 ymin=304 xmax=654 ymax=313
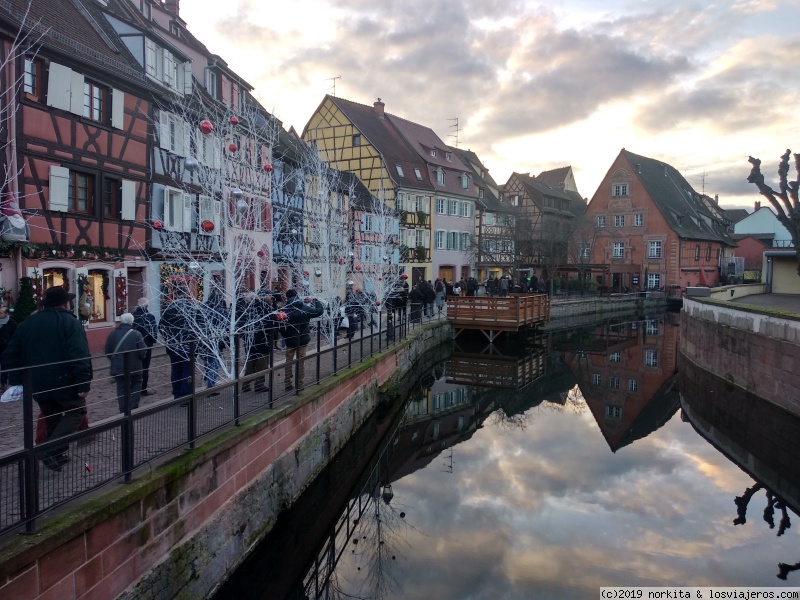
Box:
xmin=121 ymin=350 xmax=134 ymax=483
xmin=233 ymin=334 xmax=240 ymax=426
xmin=22 ymin=368 xmax=37 ymax=533
xmin=266 ymin=331 xmax=274 ymax=409
xmin=333 ymin=324 xmax=338 ymax=374
xmin=316 ymin=322 xmax=322 ymax=383
xmin=188 ymin=341 xmax=196 ymax=448
xmin=359 ymin=311 xmax=364 ymax=361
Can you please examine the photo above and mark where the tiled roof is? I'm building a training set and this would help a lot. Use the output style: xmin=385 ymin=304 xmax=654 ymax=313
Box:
xmin=326 ymin=96 xmax=435 ymax=192
xmin=723 ymin=209 xmax=750 ymax=223
xmin=514 ymin=172 xmax=582 ymax=218
xmin=621 ymin=149 xmax=735 ymax=245
xmin=536 ymin=166 xmax=571 ymax=187
xmin=449 ymin=147 xmax=501 ymax=209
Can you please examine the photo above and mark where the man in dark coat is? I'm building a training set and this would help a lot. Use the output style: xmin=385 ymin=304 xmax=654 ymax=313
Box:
xmin=105 ymin=312 xmax=147 ymax=412
xmin=158 ymin=290 xmax=195 ymax=399
xmin=131 ymin=297 xmax=157 ymax=395
xmin=408 ymin=284 xmax=423 ymax=323
xmin=240 ymin=292 xmax=272 ymax=393
xmin=2 ymin=286 xmax=93 ymax=471
xmin=0 ymin=304 xmax=17 ymax=390
xmin=280 ymin=289 xmax=323 ymax=391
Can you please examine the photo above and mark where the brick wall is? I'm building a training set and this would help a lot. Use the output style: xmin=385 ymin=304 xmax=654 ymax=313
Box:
xmin=680 ymin=298 xmax=800 ymax=415
xmin=0 ymin=323 xmax=452 ymax=600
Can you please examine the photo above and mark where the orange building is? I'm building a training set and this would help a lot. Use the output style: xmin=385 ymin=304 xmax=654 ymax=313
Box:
xmin=584 ymin=149 xmax=735 ymax=293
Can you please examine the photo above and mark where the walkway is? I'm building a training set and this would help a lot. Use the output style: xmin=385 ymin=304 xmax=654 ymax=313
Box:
xmin=729 ymin=293 xmax=800 ymax=314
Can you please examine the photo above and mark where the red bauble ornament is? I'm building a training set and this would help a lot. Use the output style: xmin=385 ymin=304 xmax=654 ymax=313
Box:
xmin=257 ymin=250 xmax=265 ymax=257
xmin=401 ymin=273 xmax=408 ymax=280
xmin=338 ymin=257 xmax=345 ymax=264
xmin=375 ymin=301 xmax=381 ymax=306
xmin=229 ymin=143 xmax=238 ymax=152
xmin=355 ymin=264 xmax=362 ymax=271
xmin=230 ymin=116 xmax=240 ymax=125
xmin=199 ymin=120 xmax=213 ymax=135
xmin=311 ymin=223 xmax=316 ymax=228
xmin=303 ymin=270 xmax=309 ymax=276
xmin=153 ymin=220 xmax=163 ymax=230
xmin=201 ymin=219 xmax=214 ymax=232
xmin=394 ymin=240 xmax=400 ymax=246
xmin=276 ymin=310 xmax=288 ymax=321
xmin=262 ymin=163 xmax=273 ymax=172
xmin=355 ymin=240 xmax=362 ymax=245
xmin=378 ymin=277 xmax=383 ymax=281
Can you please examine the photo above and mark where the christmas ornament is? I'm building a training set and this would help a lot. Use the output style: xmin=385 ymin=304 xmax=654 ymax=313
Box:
xmin=257 ymin=250 xmax=265 ymax=257
xmin=229 ymin=143 xmax=238 ymax=153
xmin=153 ymin=220 xmax=163 ymax=230
xmin=276 ymin=310 xmax=288 ymax=321
xmin=230 ymin=116 xmax=240 ymax=125
xmin=262 ymin=163 xmax=273 ymax=172
xmin=303 ymin=270 xmax=309 ymax=276
xmin=355 ymin=264 xmax=362 ymax=271
xmin=236 ymin=198 xmax=248 ymax=214
xmin=201 ymin=220 xmax=214 ymax=232
xmin=401 ymin=273 xmax=408 ymax=280
xmin=375 ymin=301 xmax=381 ymax=306
xmin=184 ymin=156 xmax=199 ymax=172
xmin=199 ymin=119 xmax=213 ymax=135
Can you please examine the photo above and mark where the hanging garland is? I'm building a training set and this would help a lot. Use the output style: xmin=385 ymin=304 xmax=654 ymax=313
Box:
xmin=115 ymin=275 xmax=127 ymax=317
xmin=76 ymin=272 xmax=92 ymax=323
xmin=160 ymin=263 xmax=204 ymax=303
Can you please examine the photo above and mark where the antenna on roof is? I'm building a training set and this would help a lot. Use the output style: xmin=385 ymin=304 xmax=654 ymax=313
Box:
xmin=448 ymin=117 xmax=459 ymax=148
xmin=697 ymin=170 xmax=708 ymax=196
xmin=326 ymin=75 xmax=341 ymax=97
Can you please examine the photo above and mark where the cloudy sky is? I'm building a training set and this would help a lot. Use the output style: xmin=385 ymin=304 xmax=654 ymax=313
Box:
xmin=181 ymin=0 xmax=800 ymax=210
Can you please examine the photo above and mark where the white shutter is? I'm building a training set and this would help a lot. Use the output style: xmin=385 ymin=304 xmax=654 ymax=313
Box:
xmin=111 ymin=88 xmax=124 ymax=129
xmin=69 ymin=70 xmax=84 ymax=115
xmin=424 ymin=230 xmax=431 ymax=249
xmin=48 ymin=166 xmax=69 ymax=212
xmin=46 ymin=62 xmax=72 ymax=111
xmin=212 ymin=199 xmax=221 ymax=232
xmin=212 ymin=140 xmax=222 ymax=168
xmin=121 ymin=180 xmax=136 ymax=220
xmin=162 ymin=49 xmax=174 ymax=87
xmin=392 ymin=218 xmax=399 ymax=235
xmin=180 ymin=119 xmax=189 ymax=157
xmin=159 ymin=110 xmax=170 ymax=150
xmin=406 ymin=230 xmax=415 ymax=247
xmin=198 ymin=195 xmax=213 ymax=235
xmin=163 ymin=188 xmax=175 ymax=230
xmin=145 ymin=39 xmax=157 ymax=77
xmin=182 ymin=193 xmax=193 ymax=232
xmin=113 ymin=268 xmax=127 ymax=321
xmin=183 ymin=62 xmax=193 ymax=95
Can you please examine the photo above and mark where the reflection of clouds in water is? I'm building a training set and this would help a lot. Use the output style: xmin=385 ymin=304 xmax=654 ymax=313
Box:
xmin=377 ymin=404 xmax=794 ymax=598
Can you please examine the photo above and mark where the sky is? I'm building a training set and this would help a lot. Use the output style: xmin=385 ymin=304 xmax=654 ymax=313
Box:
xmin=180 ymin=0 xmax=800 ymax=211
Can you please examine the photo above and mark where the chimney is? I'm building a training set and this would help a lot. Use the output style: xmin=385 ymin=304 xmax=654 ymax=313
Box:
xmin=164 ymin=0 xmax=180 ymax=15
xmin=714 ymin=194 xmax=718 ymax=204
xmin=373 ymin=98 xmax=385 ymax=118
xmin=755 ymin=200 xmax=761 ymax=211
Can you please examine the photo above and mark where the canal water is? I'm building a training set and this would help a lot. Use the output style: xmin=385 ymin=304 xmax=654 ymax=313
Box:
xmin=214 ymin=311 xmax=800 ymax=599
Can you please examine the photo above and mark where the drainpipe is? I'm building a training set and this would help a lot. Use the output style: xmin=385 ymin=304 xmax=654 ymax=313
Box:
xmin=766 ymin=256 xmax=773 ymax=293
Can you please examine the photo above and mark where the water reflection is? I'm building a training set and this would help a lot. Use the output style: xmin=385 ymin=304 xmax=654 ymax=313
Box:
xmin=219 ymin=313 xmax=800 ymax=599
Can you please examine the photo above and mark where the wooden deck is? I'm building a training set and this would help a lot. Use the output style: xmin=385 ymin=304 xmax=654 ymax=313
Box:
xmin=446 ymin=347 xmax=547 ymax=390
xmin=446 ymin=294 xmax=551 ymax=342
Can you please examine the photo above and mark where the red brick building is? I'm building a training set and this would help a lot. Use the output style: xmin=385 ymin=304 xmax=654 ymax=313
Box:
xmin=584 ymin=149 xmax=735 ymax=293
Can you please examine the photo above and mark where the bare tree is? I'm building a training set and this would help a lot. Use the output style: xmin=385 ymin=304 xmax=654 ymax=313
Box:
xmin=747 ymin=150 xmax=800 ymax=275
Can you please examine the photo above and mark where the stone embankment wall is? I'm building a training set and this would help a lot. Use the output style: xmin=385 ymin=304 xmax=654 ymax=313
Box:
xmin=0 ymin=322 xmax=452 ymax=600
xmin=545 ymin=296 xmax=666 ymax=330
xmin=681 ymin=298 xmax=800 ymax=415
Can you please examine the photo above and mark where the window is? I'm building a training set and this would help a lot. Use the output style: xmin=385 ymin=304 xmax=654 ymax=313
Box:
xmin=446 ymin=152 xmax=452 ymax=161
xmin=609 ymin=376 xmax=620 ymax=389
xmin=628 ymin=379 xmax=638 ymax=392
xmin=459 ymin=202 xmax=469 ymax=218
xmin=436 ymin=197 xmax=446 ymax=214
xmin=435 ymin=230 xmax=445 ymax=249
xmin=613 ymin=242 xmax=624 ymax=258
xmin=605 ymin=405 xmax=622 ymax=419
xmin=159 ymin=111 xmax=187 ymax=156
xmin=363 ymin=214 xmax=373 ymax=231
xmin=460 ymin=232 xmax=470 ymax=251
xmin=163 ymin=187 xmax=187 ymax=231
xmin=479 ymin=188 xmax=484 ymax=198
xmin=485 ymin=213 xmax=495 ymax=226
xmin=414 ymin=167 xmax=422 ymax=180
xmin=87 ymin=270 xmax=108 ymax=322
xmin=609 ymin=352 xmax=621 ymax=362
xmin=430 ymin=149 xmax=437 ymax=157
xmin=612 ymin=184 xmax=628 ymax=196
xmin=647 ymin=273 xmax=661 ymax=289
xmin=645 ymin=349 xmax=658 ymax=367
xmin=580 ymin=244 xmax=591 ymax=259
xmin=449 ymin=199 xmax=458 ymax=216
xmin=511 ymin=195 xmax=519 ymax=207
xmin=68 ymin=172 xmax=94 ymax=214
xmin=352 ymin=134 xmax=361 ymax=147
xmin=634 ymin=213 xmax=643 ymax=227
xmin=205 ymin=69 xmax=218 ymax=99
xmin=592 ymin=374 xmax=601 ymax=385
xmin=396 ymin=164 xmax=404 ymax=178
xmin=102 ymin=178 xmax=121 ymax=218
xmin=416 ymin=196 xmax=425 ymax=213
xmin=695 ymin=244 xmax=700 ymax=261
xmin=145 ymin=39 xmax=188 ymax=93
xmin=461 ymin=173 xmax=469 ymax=189
xmin=83 ymin=80 xmax=107 ymax=123
xmin=447 ymin=231 xmax=458 ymax=250
xmin=415 ymin=229 xmax=425 ymax=248
xmin=646 ymin=320 xmax=658 ymax=335
xmin=706 ymin=245 xmax=711 ymax=261
xmin=24 ymin=57 xmax=42 ymax=100
xmin=597 ymin=215 xmax=606 ymax=228
xmin=648 ymin=240 xmax=662 ymax=258
xmin=614 ymin=215 xmax=625 ymax=227
xmin=437 ymin=170 xmax=444 ymax=185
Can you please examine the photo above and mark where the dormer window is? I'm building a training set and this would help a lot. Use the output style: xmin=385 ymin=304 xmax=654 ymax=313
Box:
xmin=446 ymin=152 xmax=452 ymax=162
xmin=461 ymin=173 xmax=469 ymax=189
xmin=396 ymin=164 xmax=404 ymax=178
xmin=430 ymin=149 xmax=437 ymax=158
xmin=205 ymin=68 xmax=219 ymax=100
xmin=414 ymin=167 xmax=422 ymax=180
xmin=436 ymin=169 xmax=444 ymax=185
xmin=145 ymin=38 xmax=190 ymax=94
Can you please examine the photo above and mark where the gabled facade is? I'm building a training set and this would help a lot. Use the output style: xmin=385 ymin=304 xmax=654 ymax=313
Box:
xmin=733 ymin=204 xmax=794 ymax=248
xmin=303 ymin=96 xmax=434 ymax=285
xmin=584 ymin=149 xmax=735 ymax=293
xmin=389 ymin=117 xmax=479 ymax=283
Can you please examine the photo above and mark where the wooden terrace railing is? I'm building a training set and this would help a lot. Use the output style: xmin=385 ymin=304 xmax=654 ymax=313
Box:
xmin=446 ymin=294 xmax=551 ymax=341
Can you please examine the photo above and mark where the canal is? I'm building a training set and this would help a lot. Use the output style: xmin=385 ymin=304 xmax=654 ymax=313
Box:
xmin=214 ymin=311 xmax=800 ymax=599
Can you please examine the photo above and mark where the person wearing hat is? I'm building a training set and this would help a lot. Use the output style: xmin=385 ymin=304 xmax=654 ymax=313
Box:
xmin=2 ymin=286 xmax=93 ymax=471
xmin=279 ymin=289 xmax=323 ymax=391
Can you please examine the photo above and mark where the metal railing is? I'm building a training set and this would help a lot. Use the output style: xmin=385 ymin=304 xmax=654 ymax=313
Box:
xmin=0 ymin=307 xmax=445 ymax=536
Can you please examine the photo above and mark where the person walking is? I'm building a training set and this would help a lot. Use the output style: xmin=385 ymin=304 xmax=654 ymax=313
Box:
xmin=2 ymin=286 xmax=93 ymax=471
xmin=241 ymin=292 xmax=272 ymax=393
xmin=500 ymin=275 xmax=510 ymax=297
xmin=434 ymin=278 xmax=446 ymax=314
xmin=131 ymin=297 xmax=157 ymax=396
xmin=0 ymin=304 xmax=17 ymax=391
xmin=202 ymin=289 xmax=228 ymax=392
xmin=105 ymin=312 xmax=147 ymax=412
xmin=280 ymin=290 xmax=323 ymax=392
xmin=158 ymin=289 xmax=195 ymax=400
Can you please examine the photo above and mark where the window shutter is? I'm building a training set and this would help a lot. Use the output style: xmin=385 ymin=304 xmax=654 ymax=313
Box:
xmin=212 ymin=199 xmax=221 ymax=232
xmin=406 ymin=230 xmax=415 ymax=247
xmin=111 ymin=88 xmax=124 ymax=129
xmin=182 ymin=193 xmax=193 ymax=232
xmin=46 ymin=62 xmax=72 ymax=111
xmin=392 ymin=218 xmax=399 ymax=235
xmin=213 ymin=140 xmax=222 ymax=169
xmin=145 ymin=39 xmax=157 ymax=77
xmin=163 ymin=188 xmax=175 ymax=230
xmin=121 ymin=180 xmax=136 ymax=220
xmin=162 ymin=49 xmax=174 ymax=87
xmin=183 ymin=62 xmax=193 ymax=95
xmin=69 ymin=70 xmax=84 ymax=115
xmin=180 ymin=119 xmax=190 ymax=157
xmin=159 ymin=110 xmax=170 ymax=150
xmin=48 ymin=166 xmax=69 ymax=212
xmin=424 ymin=230 xmax=431 ymax=249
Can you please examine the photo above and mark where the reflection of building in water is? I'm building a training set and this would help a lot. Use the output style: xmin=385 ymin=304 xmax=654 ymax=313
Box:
xmin=445 ymin=335 xmax=548 ymax=390
xmin=560 ymin=312 xmax=681 ymax=451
